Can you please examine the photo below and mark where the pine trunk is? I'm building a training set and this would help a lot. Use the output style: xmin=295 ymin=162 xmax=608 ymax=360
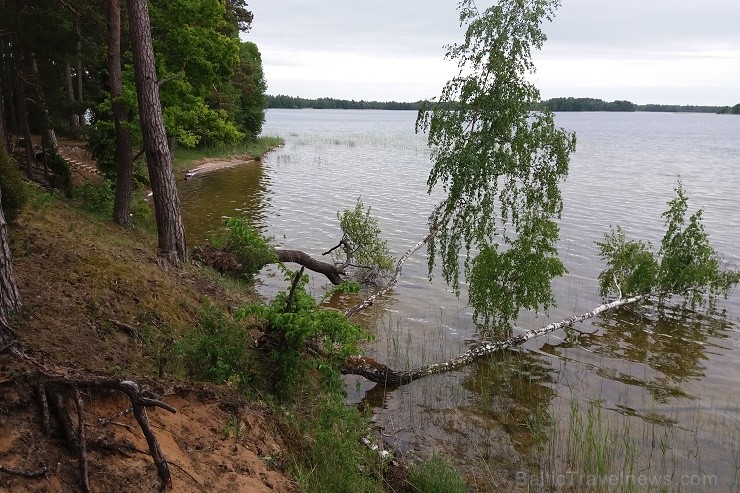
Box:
xmin=65 ymin=62 xmax=79 ymax=128
xmin=108 ymin=0 xmax=134 ymax=228
xmin=1 ymin=40 xmax=17 ymax=138
xmin=75 ymin=18 xmax=85 ymax=126
xmin=13 ymin=51 xmax=34 ymax=179
xmin=127 ymin=0 xmax=186 ymax=266
xmin=0 ymin=187 xmax=21 ymax=324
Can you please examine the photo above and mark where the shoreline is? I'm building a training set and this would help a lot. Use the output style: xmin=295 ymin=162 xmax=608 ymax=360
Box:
xmin=183 ymin=154 xmax=258 ymax=180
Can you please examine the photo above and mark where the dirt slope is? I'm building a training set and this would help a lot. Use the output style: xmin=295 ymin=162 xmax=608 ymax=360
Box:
xmin=0 ymin=182 xmax=296 ymax=492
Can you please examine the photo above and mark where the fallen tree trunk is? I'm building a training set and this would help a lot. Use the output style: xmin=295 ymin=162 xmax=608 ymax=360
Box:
xmin=194 ymin=245 xmax=347 ymax=285
xmin=342 ymin=293 xmax=647 ymax=386
xmin=276 ymin=249 xmax=346 ymax=285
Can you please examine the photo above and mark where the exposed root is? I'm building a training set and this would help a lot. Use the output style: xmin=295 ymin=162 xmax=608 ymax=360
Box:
xmin=1 ymin=321 xmax=176 ymax=490
xmin=0 ymin=465 xmax=50 ymax=478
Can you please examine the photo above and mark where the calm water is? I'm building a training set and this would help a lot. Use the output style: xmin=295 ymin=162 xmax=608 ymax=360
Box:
xmin=180 ymin=110 xmax=740 ymax=492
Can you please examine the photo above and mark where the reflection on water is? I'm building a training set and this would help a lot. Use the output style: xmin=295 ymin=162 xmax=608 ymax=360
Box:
xmin=180 ymin=110 xmax=740 ymax=492
xmin=179 ymin=160 xmax=270 ymax=244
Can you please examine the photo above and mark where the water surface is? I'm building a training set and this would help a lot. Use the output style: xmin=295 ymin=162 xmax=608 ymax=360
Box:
xmin=180 ymin=110 xmax=740 ymax=492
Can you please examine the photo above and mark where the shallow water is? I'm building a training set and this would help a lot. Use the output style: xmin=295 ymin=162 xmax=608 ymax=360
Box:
xmin=180 ymin=110 xmax=740 ymax=492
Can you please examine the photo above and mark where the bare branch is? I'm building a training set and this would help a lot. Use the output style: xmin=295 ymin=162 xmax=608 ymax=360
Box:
xmin=345 ymin=230 xmax=435 ymax=318
xmin=0 ymin=465 xmax=49 ymax=478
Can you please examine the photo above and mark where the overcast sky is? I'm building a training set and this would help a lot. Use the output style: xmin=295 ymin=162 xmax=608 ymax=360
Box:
xmin=242 ymin=1 xmax=740 ymax=106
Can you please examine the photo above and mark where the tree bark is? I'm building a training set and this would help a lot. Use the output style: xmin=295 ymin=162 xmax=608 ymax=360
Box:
xmin=0 ymin=187 xmax=22 ymax=324
xmin=108 ymin=0 xmax=134 ymax=228
xmin=29 ymin=52 xmax=58 ymax=154
xmin=75 ymin=16 xmax=85 ymax=126
xmin=345 ymin=231 xmax=434 ymax=317
xmin=13 ymin=50 xmax=34 ymax=178
xmin=65 ymin=62 xmax=80 ymax=128
xmin=1 ymin=40 xmax=18 ymax=138
xmin=0 ymin=80 xmax=7 ymax=153
xmin=127 ymin=0 xmax=186 ymax=267
xmin=276 ymin=249 xmax=346 ymax=285
xmin=342 ymin=294 xmax=647 ymax=385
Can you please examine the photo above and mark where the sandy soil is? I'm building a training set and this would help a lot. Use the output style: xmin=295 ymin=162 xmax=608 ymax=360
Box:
xmin=184 ymin=155 xmax=257 ymax=179
xmin=0 ymin=386 xmax=296 ymax=493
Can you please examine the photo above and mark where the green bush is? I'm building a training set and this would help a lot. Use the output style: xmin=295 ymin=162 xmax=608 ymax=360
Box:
xmin=236 ymin=268 xmax=370 ymax=398
xmin=0 ymin=150 xmax=26 ymax=223
xmin=291 ymin=399 xmax=385 ymax=493
xmin=87 ymin=120 xmax=117 ymax=180
xmin=45 ymin=151 xmax=73 ymax=198
xmin=173 ymin=304 xmax=255 ymax=392
xmin=210 ymin=217 xmax=276 ymax=279
xmin=75 ymin=179 xmax=115 ymax=218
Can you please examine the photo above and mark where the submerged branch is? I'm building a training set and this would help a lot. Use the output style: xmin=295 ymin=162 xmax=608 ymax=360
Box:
xmin=342 ymin=293 xmax=647 ymax=385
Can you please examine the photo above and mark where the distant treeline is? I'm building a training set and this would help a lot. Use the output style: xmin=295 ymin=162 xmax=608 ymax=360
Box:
xmin=267 ymin=95 xmax=424 ymax=110
xmin=267 ymin=94 xmax=740 ymax=115
xmin=536 ymin=97 xmax=740 ymax=114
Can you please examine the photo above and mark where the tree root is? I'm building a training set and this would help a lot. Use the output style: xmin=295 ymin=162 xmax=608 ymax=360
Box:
xmin=0 ymin=465 xmax=50 ymax=478
xmin=0 ymin=321 xmax=176 ymax=490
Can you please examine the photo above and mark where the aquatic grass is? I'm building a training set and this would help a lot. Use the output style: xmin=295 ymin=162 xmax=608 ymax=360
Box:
xmin=523 ymin=390 xmax=738 ymax=493
xmin=408 ymin=453 xmax=468 ymax=493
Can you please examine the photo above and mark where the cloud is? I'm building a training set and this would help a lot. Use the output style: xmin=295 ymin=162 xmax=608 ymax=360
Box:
xmin=244 ymin=0 xmax=740 ymax=104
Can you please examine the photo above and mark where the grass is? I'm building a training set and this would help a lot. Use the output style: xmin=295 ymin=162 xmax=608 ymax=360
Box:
xmin=171 ymin=135 xmax=284 ymax=174
xmin=408 ymin=453 xmax=468 ymax=493
xmin=524 ymin=392 xmax=735 ymax=493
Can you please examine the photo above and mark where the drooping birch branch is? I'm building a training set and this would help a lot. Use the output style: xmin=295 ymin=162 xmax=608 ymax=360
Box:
xmin=342 ymin=293 xmax=647 ymax=385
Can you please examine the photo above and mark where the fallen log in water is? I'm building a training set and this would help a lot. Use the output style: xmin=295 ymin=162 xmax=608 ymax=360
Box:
xmin=342 ymin=294 xmax=647 ymax=386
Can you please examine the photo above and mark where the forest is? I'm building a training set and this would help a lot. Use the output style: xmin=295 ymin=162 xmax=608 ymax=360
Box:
xmin=268 ymin=95 xmax=740 ymax=114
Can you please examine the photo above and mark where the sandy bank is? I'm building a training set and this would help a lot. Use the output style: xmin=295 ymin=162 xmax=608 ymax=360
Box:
xmin=184 ymin=154 xmax=257 ymax=179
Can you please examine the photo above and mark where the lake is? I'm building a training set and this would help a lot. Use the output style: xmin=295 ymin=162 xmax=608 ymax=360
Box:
xmin=180 ymin=109 xmax=740 ymax=492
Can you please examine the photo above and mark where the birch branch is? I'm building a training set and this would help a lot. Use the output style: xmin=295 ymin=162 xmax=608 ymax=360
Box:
xmin=345 ymin=230 xmax=435 ymax=318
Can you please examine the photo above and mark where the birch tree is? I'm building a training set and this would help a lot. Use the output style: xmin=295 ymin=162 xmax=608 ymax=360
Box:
xmin=416 ymin=0 xmax=576 ymax=333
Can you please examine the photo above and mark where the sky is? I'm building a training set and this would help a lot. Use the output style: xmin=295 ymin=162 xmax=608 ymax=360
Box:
xmin=242 ymin=0 xmax=740 ymax=106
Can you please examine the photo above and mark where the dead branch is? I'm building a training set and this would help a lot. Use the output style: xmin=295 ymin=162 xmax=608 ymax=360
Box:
xmin=342 ymin=293 xmax=647 ymax=385
xmin=0 ymin=321 xmax=175 ymax=490
xmin=285 ymin=266 xmax=305 ymax=312
xmin=345 ymin=231 xmax=435 ymax=318
xmin=73 ymin=386 xmax=91 ymax=493
xmin=108 ymin=319 xmax=138 ymax=338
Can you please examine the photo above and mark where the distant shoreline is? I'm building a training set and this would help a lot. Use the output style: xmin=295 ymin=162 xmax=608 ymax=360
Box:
xmin=267 ymin=95 xmax=740 ymax=115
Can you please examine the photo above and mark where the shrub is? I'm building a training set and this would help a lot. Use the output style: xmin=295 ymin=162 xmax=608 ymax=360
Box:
xmin=173 ymin=304 xmax=255 ymax=392
xmin=0 ymin=150 xmax=26 ymax=223
xmin=236 ymin=267 xmax=370 ymax=398
xmin=47 ymin=151 xmax=73 ymax=198
xmin=76 ymin=179 xmax=115 ymax=218
xmin=210 ymin=217 xmax=276 ymax=279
